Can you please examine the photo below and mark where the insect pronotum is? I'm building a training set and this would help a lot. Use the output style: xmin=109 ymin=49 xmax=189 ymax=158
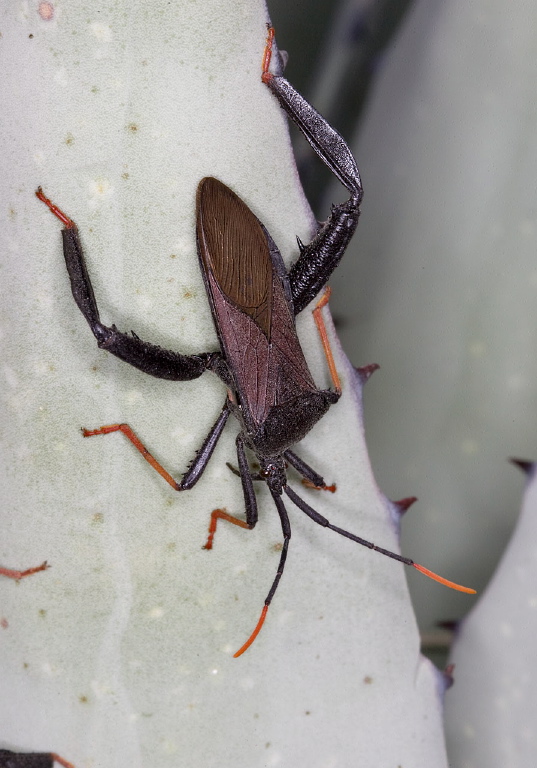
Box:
xmin=35 ymin=27 xmax=475 ymax=656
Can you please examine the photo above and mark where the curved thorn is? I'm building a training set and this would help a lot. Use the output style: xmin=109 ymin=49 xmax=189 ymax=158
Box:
xmin=355 ymin=363 xmax=380 ymax=384
xmin=443 ymin=663 xmax=455 ymax=691
xmin=509 ymin=457 xmax=535 ymax=476
xmin=392 ymin=496 xmax=418 ymax=515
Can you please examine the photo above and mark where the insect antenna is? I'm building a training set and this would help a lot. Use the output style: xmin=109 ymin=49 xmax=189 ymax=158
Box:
xmin=233 ymin=489 xmax=291 ymax=657
xmin=284 ymin=485 xmax=476 ymax=594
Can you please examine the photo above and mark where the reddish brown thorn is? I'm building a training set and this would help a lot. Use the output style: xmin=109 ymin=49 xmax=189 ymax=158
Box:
xmin=261 ymin=26 xmax=275 ymax=83
xmin=510 ymin=457 xmax=535 ymax=476
xmin=392 ymin=496 xmax=418 ymax=515
xmin=413 ymin=563 xmax=476 ymax=594
xmin=301 ymin=478 xmax=336 ymax=493
xmin=233 ymin=605 xmax=269 ymax=658
xmin=437 ymin=619 xmax=459 ymax=632
xmin=0 ymin=561 xmax=49 ymax=580
xmin=35 ymin=187 xmax=75 ymax=228
xmin=355 ymin=363 xmax=380 ymax=385
xmin=443 ymin=663 xmax=455 ymax=690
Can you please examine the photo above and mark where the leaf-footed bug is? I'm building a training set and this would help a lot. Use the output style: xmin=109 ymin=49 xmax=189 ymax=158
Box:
xmin=35 ymin=27 xmax=475 ymax=656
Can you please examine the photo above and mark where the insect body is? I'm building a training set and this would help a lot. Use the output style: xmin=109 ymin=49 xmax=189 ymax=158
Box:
xmin=36 ymin=28 xmax=474 ymax=656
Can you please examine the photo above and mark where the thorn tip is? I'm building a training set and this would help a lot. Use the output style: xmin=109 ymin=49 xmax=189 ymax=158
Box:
xmin=355 ymin=363 xmax=380 ymax=384
xmin=510 ymin=457 xmax=535 ymax=476
xmin=392 ymin=496 xmax=418 ymax=515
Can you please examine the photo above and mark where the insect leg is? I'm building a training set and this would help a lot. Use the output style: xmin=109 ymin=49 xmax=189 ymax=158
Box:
xmin=283 ymin=450 xmax=336 ymax=493
xmin=0 ymin=750 xmax=75 ymax=768
xmin=233 ymin=488 xmax=291 ymax=657
xmin=48 ymin=756 xmax=74 ymax=768
xmin=282 ymin=289 xmax=340 ymax=494
xmin=262 ymin=28 xmax=361 ymax=196
xmin=227 ymin=445 xmax=337 ymax=492
xmin=225 ymin=462 xmax=263 ymax=482
xmin=227 ymin=453 xmax=336 ymax=493
xmin=83 ymin=402 xmax=231 ymax=491
xmin=36 ymin=188 xmax=215 ymax=381
xmin=203 ymin=434 xmax=259 ymax=549
xmin=284 ymin=485 xmax=476 ymax=594
xmin=0 ymin=561 xmax=48 ymax=580
xmin=261 ymin=29 xmax=363 ymax=314
xmin=312 ymin=287 xmax=341 ymax=395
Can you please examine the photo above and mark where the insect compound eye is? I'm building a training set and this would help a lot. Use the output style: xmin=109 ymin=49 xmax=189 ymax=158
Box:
xmin=260 ymin=461 xmax=277 ymax=478
xmin=259 ymin=460 xmax=287 ymax=494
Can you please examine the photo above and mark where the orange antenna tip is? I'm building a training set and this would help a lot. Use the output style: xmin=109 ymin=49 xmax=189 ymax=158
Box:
xmin=233 ymin=605 xmax=269 ymax=658
xmin=413 ymin=563 xmax=476 ymax=594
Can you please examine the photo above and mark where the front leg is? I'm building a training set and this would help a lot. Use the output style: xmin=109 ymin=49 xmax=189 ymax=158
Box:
xmin=261 ymin=29 xmax=363 ymax=314
xmin=36 ymin=188 xmax=216 ymax=381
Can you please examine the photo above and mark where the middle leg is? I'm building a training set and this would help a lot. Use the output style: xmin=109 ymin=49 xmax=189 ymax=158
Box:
xmin=203 ymin=434 xmax=259 ymax=549
xmin=82 ymin=403 xmax=231 ymax=491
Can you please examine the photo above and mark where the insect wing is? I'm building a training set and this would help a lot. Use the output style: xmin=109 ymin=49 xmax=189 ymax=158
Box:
xmin=196 ymin=177 xmax=317 ymax=427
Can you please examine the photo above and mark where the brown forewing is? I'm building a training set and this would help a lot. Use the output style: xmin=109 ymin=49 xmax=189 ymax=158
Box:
xmin=196 ymin=177 xmax=272 ymax=337
xmin=196 ymin=177 xmax=317 ymax=427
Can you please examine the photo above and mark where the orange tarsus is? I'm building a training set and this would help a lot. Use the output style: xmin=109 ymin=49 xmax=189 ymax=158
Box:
xmin=82 ymin=423 xmax=180 ymax=490
xmin=35 ymin=187 xmax=75 ymax=229
xmin=302 ymin=478 xmax=337 ymax=493
xmin=0 ymin=561 xmax=49 ymax=580
xmin=203 ymin=508 xmax=251 ymax=550
xmin=233 ymin=605 xmax=269 ymax=658
xmin=50 ymin=754 xmax=76 ymax=768
xmin=261 ymin=26 xmax=275 ymax=83
xmin=413 ymin=563 xmax=476 ymax=594
xmin=313 ymin=287 xmax=342 ymax=395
